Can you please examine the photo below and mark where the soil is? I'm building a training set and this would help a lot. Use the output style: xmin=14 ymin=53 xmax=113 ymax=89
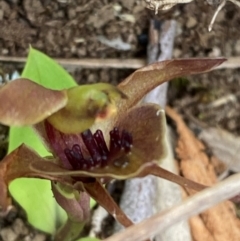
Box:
xmin=0 ymin=0 xmax=240 ymax=240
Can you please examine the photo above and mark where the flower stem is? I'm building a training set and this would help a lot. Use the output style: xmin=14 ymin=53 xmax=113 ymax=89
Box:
xmin=54 ymin=217 xmax=85 ymax=241
xmin=52 ymin=182 xmax=90 ymax=241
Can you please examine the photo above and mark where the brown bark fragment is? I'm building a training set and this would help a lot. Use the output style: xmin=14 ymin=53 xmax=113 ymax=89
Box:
xmin=166 ymin=106 xmax=240 ymax=241
xmin=190 ymin=216 xmax=215 ymax=241
xmin=210 ymin=156 xmax=227 ymax=177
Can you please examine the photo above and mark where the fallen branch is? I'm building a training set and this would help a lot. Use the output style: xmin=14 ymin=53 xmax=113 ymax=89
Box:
xmin=0 ymin=56 xmax=239 ymax=70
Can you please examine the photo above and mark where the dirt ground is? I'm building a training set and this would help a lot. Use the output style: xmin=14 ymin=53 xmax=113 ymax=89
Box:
xmin=0 ymin=0 xmax=240 ymax=240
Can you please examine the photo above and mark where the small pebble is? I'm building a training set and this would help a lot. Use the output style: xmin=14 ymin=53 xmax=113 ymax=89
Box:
xmin=0 ymin=227 xmax=18 ymax=241
xmin=186 ymin=16 xmax=197 ymax=29
xmin=234 ymin=39 xmax=240 ymax=54
xmin=32 ymin=233 xmax=47 ymax=241
xmin=173 ymin=49 xmax=182 ymax=58
xmin=12 ymin=218 xmax=29 ymax=236
xmin=87 ymin=73 xmax=97 ymax=83
xmin=1 ymin=48 xmax=9 ymax=55
xmin=208 ymin=46 xmax=221 ymax=57
xmin=120 ymin=0 xmax=135 ymax=10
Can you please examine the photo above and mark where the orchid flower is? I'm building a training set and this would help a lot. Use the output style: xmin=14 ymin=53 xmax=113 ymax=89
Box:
xmin=0 ymin=49 xmax=225 ymax=240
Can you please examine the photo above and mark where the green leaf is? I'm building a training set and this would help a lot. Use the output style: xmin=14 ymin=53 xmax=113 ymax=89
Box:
xmin=9 ymin=48 xmax=76 ymax=233
xmin=21 ymin=47 xmax=76 ymax=89
xmin=90 ymin=198 xmax=96 ymax=208
xmin=76 ymin=238 xmax=100 ymax=241
xmin=9 ymin=178 xmax=63 ymax=233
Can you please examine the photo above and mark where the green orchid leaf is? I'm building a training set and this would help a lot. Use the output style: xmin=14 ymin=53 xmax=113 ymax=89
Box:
xmin=76 ymin=238 xmax=100 ymax=241
xmin=9 ymin=48 xmax=76 ymax=233
xmin=9 ymin=179 xmax=63 ymax=233
xmin=21 ymin=47 xmax=77 ymax=89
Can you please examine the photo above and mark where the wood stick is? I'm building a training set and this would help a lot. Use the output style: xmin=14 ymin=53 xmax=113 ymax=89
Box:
xmin=0 ymin=55 xmax=239 ymax=70
xmin=0 ymin=56 xmax=145 ymax=69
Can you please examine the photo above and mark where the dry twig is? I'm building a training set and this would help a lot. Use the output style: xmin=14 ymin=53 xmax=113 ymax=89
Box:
xmin=0 ymin=56 xmax=240 ymax=70
xmin=208 ymin=0 xmax=240 ymax=31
